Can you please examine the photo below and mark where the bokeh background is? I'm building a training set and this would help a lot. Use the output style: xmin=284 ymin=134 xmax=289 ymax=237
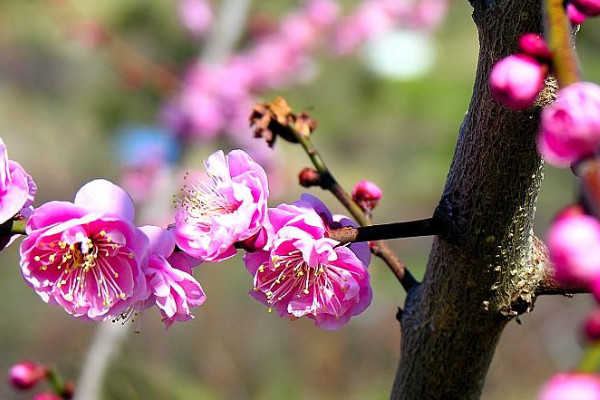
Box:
xmin=1 ymin=1 xmax=599 ymax=399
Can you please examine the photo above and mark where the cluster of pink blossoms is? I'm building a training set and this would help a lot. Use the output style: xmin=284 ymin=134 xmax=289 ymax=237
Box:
xmin=163 ymin=0 xmax=447 ymax=142
xmin=5 ymin=141 xmax=371 ymax=330
xmin=20 ymin=179 xmax=205 ymax=327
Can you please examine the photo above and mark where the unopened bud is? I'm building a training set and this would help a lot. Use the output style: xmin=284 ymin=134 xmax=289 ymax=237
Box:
xmin=567 ymin=3 xmax=588 ymax=24
xmin=490 ymin=54 xmax=546 ymax=111
xmin=518 ymin=34 xmax=552 ymax=63
xmin=299 ymin=168 xmax=321 ymax=187
xmin=571 ymin=0 xmax=600 ymax=17
xmin=352 ymin=180 xmax=383 ymax=212
xmin=8 ymin=361 xmax=47 ymax=390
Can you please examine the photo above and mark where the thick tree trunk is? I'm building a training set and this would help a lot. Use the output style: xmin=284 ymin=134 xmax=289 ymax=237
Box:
xmin=391 ymin=1 xmax=551 ymax=398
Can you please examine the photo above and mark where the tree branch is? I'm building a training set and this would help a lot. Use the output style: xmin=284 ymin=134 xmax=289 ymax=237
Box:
xmin=391 ymin=1 xmax=553 ymax=398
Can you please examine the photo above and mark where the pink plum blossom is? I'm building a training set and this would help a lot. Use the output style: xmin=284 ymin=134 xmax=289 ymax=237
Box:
xmin=244 ymin=194 xmax=372 ymax=330
xmin=304 ymin=0 xmax=340 ymax=28
xmin=174 ymin=149 xmax=269 ymax=262
xmin=139 ymin=225 xmax=206 ymax=328
xmin=8 ymin=361 xmax=47 ymax=390
xmin=0 ymin=137 xmax=36 ymax=224
xmin=489 ymin=54 xmax=546 ymax=110
xmin=539 ymin=373 xmax=600 ymax=400
xmin=547 ymin=212 xmax=600 ymax=286
xmin=20 ymin=180 xmax=149 ymax=321
xmin=538 ymin=82 xmax=600 ymax=167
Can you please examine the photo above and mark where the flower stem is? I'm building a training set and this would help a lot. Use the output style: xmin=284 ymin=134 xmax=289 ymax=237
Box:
xmin=292 ymin=130 xmax=418 ymax=290
xmin=543 ymin=0 xmax=581 ymax=87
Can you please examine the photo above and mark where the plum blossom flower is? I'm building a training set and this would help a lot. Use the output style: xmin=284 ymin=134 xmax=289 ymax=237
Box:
xmin=139 ymin=225 xmax=206 ymax=328
xmin=174 ymin=149 xmax=269 ymax=262
xmin=0 ymin=137 xmax=36 ymax=224
xmin=244 ymin=194 xmax=372 ymax=330
xmin=20 ymin=180 xmax=148 ymax=320
xmin=539 ymin=373 xmax=600 ymax=400
xmin=538 ymin=82 xmax=600 ymax=167
xmin=489 ymin=54 xmax=546 ymax=110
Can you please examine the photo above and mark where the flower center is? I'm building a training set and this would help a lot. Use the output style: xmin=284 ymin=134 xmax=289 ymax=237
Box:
xmin=175 ymin=174 xmax=237 ymax=225
xmin=253 ymin=249 xmax=348 ymax=317
xmin=34 ymin=230 xmax=135 ymax=309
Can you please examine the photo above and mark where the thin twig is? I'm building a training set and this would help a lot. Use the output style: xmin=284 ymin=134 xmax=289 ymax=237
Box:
xmin=293 ymin=132 xmax=418 ymax=290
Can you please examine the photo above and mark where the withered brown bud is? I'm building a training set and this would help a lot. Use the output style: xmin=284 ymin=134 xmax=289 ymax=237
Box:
xmin=249 ymin=97 xmax=317 ymax=147
xmin=298 ymin=167 xmax=321 ymax=187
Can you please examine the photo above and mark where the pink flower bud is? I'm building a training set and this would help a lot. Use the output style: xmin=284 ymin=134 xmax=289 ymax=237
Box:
xmin=571 ymin=0 xmax=600 ymax=16
xmin=519 ymin=33 xmax=552 ymax=62
xmin=548 ymin=212 xmax=600 ymax=286
xmin=490 ymin=54 xmax=546 ymax=110
xmin=538 ymin=82 xmax=600 ymax=167
xmin=352 ymin=180 xmax=383 ymax=212
xmin=298 ymin=167 xmax=321 ymax=187
xmin=8 ymin=361 xmax=47 ymax=390
xmin=584 ymin=309 xmax=600 ymax=342
xmin=567 ymin=3 xmax=588 ymax=24
xmin=539 ymin=373 xmax=600 ymax=400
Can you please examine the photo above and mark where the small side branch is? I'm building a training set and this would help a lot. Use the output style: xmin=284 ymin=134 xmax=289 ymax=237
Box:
xmin=328 ymin=218 xmax=440 ymax=244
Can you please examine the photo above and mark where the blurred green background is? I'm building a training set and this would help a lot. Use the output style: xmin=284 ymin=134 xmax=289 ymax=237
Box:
xmin=0 ymin=1 xmax=599 ymax=399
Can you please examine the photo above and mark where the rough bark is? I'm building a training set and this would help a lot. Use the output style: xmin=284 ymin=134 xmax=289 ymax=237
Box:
xmin=391 ymin=1 xmax=551 ymax=398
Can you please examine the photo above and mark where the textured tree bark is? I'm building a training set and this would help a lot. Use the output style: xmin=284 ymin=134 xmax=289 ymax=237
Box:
xmin=391 ymin=1 xmax=551 ymax=398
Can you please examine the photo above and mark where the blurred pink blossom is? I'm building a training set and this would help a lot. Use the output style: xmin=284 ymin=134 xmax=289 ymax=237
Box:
xmin=539 ymin=373 xmax=600 ymax=400
xmin=567 ymin=3 xmax=588 ymax=24
xmin=548 ymin=212 xmax=600 ymax=286
xmin=538 ymin=82 xmax=600 ymax=167
xmin=570 ymin=0 xmax=600 ymax=16
xmin=244 ymin=194 xmax=372 ymax=330
xmin=178 ymin=0 xmax=214 ymax=39
xmin=20 ymin=180 xmax=149 ymax=321
xmin=174 ymin=149 xmax=269 ymax=262
xmin=490 ymin=54 xmax=546 ymax=111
